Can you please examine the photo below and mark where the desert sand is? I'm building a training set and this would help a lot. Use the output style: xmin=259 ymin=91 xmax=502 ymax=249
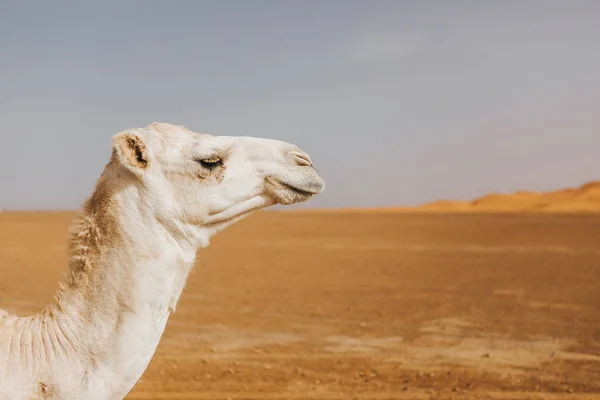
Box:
xmin=0 ymin=210 xmax=599 ymax=399
xmin=367 ymin=181 xmax=600 ymax=214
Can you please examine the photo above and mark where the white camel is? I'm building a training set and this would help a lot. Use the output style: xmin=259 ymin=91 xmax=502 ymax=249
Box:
xmin=0 ymin=122 xmax=324 ymax=399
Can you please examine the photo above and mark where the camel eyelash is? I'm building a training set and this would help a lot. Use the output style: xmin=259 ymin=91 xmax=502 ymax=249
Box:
xmin=195 ymin=157 xmax=223 ymax=170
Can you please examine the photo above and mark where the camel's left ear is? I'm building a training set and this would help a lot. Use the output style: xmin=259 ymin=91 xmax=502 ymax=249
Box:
xmin=112 ymin=131 xmax=150 ymax=176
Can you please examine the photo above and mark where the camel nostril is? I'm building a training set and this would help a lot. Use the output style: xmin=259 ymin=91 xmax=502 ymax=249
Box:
xmin=291 ymin=151 xmax=313 ymax=167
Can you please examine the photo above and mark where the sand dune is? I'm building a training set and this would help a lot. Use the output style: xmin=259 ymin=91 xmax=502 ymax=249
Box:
xmin=313 ymin=180 xmax=600 ymax=214
xmin=409 ymin=180 xmax=600 ymax=213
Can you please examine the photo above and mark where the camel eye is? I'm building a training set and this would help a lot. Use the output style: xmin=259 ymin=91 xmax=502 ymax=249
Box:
xmin=197 ymin=157 xmax=222 ymax=170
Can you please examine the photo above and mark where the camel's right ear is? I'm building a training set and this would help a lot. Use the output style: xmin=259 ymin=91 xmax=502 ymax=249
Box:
xmin=112 ymin=131 xmax=150 ymax=176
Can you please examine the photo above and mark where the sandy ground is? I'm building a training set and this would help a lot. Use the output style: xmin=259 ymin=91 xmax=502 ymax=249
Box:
xmin=0 ymin=211 xmax=599 ymax=399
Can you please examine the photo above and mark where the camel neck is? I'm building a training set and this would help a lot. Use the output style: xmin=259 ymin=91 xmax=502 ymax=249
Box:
xmin=43 ymin=179 xmax=197 ymax=397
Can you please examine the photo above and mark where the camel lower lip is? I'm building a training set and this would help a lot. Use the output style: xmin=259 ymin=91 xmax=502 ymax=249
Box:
xmin=277 ymin=181 xmax=318 ymax=196
xmin=266 ymin=177 xmax=321 ymax=197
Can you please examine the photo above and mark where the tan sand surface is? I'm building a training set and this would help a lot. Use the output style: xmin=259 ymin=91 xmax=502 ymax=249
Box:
xmin=1 ymin=211 xmax=599 ymax=399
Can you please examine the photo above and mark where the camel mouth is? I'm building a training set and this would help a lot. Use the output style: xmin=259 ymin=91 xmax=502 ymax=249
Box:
xmin=277 ymin=180 xmax=322 ymax=196
xmin=266 ymin=173 xmax=324 ymax=205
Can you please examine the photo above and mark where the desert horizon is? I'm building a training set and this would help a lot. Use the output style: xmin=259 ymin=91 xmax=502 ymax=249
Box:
xmin=3 ymin=179 xmax=600 ymax=215
xmin=301 ymin=179 xmax=600 ymax=214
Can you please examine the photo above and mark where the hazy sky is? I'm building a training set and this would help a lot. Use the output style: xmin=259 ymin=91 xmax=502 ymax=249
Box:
xmin=1 ymin=1 xmax=599 ymax=210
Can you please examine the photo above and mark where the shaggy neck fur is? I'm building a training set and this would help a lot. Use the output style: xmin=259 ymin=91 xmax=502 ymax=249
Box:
xmin=1 ymin=164 xmax=198 ymax=400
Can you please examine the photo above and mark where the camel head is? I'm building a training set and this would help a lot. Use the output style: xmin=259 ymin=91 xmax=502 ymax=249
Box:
xmin=109 ymin=122 xmax=324 ymax=241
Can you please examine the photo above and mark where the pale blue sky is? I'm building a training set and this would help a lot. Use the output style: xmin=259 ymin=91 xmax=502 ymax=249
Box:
xmin=1 ymin=1 xmax=599 ymax=210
